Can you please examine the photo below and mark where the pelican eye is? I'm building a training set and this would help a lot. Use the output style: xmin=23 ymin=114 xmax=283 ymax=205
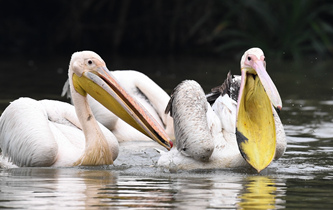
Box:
xmin=247 ymin=56 xmax=251 ymax=61
xmin=88 ymin=60 xmax=93 ymax=65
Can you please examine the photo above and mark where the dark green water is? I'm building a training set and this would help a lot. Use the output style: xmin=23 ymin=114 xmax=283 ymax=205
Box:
xmin=0 ymin=55 xmax=332 ymax=209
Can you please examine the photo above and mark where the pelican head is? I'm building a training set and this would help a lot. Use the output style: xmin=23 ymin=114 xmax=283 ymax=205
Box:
xmin=236 ymin=48 xmax=282 ymax=172
xmin=69 ymin=51 xmax=173 ymax=150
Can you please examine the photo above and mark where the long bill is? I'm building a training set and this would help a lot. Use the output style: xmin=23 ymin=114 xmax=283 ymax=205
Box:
xmin=72 ymin=66 xmax=173 ymax=150
xmin=236 ymin=61 xmax=281 ymax=172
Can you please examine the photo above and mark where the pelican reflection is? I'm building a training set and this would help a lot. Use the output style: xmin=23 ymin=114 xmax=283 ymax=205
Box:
xmin=238 ymin=176 xmax=285 ymax=209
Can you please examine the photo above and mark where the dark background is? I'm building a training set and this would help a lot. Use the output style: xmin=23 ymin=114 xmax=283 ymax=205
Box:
xmin=2 ymin=0 xmax=333 ymax=60
xmin=1 ymin=0 xmax=333 ymax=105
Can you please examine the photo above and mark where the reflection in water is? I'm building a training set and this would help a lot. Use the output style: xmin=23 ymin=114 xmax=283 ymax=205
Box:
xmin=172 ymin=175 xmax=243 ymax=208
xmin=0 ymin=167 xmax=290 ymax=209
xmin=0 ymin=168 xmax=118 ymax=209
xmin=0 ymin=167 xmax=177 ymax=209
xmin=238 ymin=176 xmax=284 ymax=209
xmin=165 ymin=174 xmax=287 ymax=209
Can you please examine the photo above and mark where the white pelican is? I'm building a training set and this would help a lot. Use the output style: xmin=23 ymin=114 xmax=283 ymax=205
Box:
xmin=158 ymin=48 xmax=286 ymax=172
xmin=62 ymin=70 xmax=175 ymax=141
xmin=0 ymin=51 xmax=172 ymax=167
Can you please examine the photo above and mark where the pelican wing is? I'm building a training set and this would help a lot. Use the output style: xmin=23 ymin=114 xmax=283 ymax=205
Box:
xmin=0 ymin=98 xmax=84 ymax=167
xmin=165 ymin=80 xmax=215 ymax=161
xmin=206 ymin=72 xmax=241 ymax=105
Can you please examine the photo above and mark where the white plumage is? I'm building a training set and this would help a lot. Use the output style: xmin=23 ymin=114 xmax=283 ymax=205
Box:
xmin=0 ymin=98 xmax=118 ymax=167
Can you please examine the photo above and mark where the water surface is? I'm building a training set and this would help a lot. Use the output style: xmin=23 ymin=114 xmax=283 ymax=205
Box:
xmin=0 ymin=55 xmax=333 ymax=209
